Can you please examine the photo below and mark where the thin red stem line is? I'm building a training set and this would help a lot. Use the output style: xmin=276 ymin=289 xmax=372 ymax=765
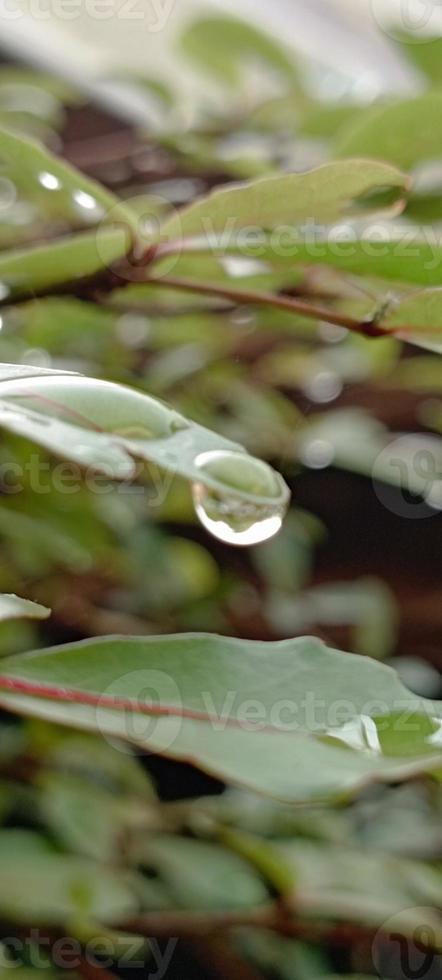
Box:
xmin=142 ymin=274 xmax=385 ymax=337
xmin=0 ymin=675 xmax=282 ymax=734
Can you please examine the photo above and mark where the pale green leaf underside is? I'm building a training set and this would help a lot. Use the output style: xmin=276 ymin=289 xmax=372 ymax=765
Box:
xmin=160 ymin=160 xmax=409 ymax=241
xmin=0 ymin=593 xmax=50 ymax=623
xmin=0 ymin=364 xmax=289 ymax=507
xmin=0 ymin=634 xmax=440 ymax=803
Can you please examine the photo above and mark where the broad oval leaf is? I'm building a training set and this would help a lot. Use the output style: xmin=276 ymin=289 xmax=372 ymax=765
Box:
xmin=160 ymin=160 xmax=410 ymax=243
xmin=0 ymin=634 xmax=440 ymax=803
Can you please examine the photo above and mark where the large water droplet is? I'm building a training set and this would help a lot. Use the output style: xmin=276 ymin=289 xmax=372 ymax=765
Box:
xmin=191 ymin=450 xmax=289 ymax=547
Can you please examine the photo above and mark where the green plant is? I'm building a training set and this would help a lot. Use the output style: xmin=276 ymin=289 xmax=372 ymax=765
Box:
xmin=0 ymin=16 xmax=441 ymax=979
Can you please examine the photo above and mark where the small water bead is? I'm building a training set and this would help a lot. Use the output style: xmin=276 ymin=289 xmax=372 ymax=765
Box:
xmin=72 ymin=190 xmax=105 ymax=221
xmin=191 ymin=450 xmax=290 ymax=547
xmin=38 ymin=171 xmax=61 ymax=191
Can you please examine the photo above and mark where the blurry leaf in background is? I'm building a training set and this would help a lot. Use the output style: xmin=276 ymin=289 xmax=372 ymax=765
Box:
xmin=381 ymin=288 xmax=442 ymax=353
xmin=179 ymin=14 xmax=299 ymax=90
xmin=265 ymin=579 xmax=398 ymax=661
xmin=0 ymin=830 xmax=139 ymax=924
xmin=132 ymin=834 xmax=268 ymax=910
xmin=395 ymin=34 xmax=442 ymax=85
xmin=334 ymin=92 xmax=442 ymax=171
xmin=161 ymin=160 xmax=410 ymax=241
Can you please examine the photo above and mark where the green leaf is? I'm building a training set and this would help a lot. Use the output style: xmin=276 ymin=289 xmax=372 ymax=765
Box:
xmin=39 ymin=772 xmax=136 ymax=863
xmin=180 ymin=14 xmax=299 ymax=88
xmin=398 ymin=34 xmax=442 ymax=84
xmin=0 ymin=364 xmax=290 ymax=537
xmin=334 ymin=92 xmax=442 ymax=170
xmin=264 ymin=237 xmax=442 ymax=287
xmin=0 ymin=830 xmax=138 ymax=924
xmin=0 ymin=125 xmax=136 ymax=234
xmin=160 ymin=161 xmax=410 ymax=242
xmin=380 ymin=287 xmax=442 ymax=351
xmin=0 ymin=227 xmax=129 ymax=301
xmin=276 ymin=840 xmax=442 ymax=938
xmin=133 ymin=834 xmax=268 ymax=910
xmin=0 ymin=593 xmax=50 ymax=623
xmin=0 ymin=634 xmax=440 ymax=803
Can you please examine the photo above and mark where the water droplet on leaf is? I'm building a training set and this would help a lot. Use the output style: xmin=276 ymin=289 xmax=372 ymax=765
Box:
xmin=72 ymin=190 xmax=104 ymax=220
xmin=38 ymin=171 xmax=61 ymax=191
xmin=191 ymin=449 xmax=289 ymax=547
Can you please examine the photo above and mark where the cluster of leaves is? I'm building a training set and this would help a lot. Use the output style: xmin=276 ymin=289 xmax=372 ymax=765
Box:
xmin=0 ymin=12 xmax=441 ymax=980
